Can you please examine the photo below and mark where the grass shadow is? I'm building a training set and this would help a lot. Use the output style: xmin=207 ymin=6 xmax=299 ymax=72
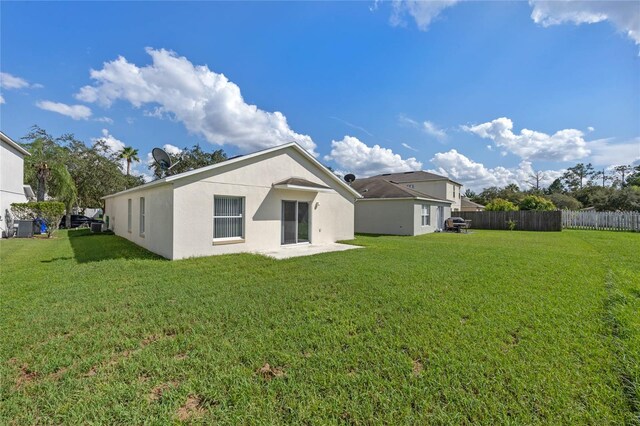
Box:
xmin=67 ymin=229 xmax=165 ymax=263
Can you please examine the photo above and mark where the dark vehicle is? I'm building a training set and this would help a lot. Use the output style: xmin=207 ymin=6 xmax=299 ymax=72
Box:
xmin=59 ymin=215 xmax=104 ymax=229
xmin=445 ymin=217 xmax=470 ymax=233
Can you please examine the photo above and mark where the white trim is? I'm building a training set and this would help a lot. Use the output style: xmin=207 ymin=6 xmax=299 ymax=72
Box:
xmin=103 ymin=142 xmax=362 ymax=200
xmin=0 ymin=131 xmax=31 ymax=156
xmin=357 ymin=197 xmax=452 ymax=204
xmin=272 ymin=183 xmax=335 ymax=193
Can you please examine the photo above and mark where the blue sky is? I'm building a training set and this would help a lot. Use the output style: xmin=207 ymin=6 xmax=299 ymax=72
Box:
xmin=1 ymin=1 xmax=639 ymax=189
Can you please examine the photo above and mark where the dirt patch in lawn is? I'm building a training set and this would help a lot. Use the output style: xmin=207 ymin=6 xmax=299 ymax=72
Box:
xmin=176 ymin=395 xmax=206 ymax=421
xmin=16 ymin=364 xmax=38 ymax=388
xmin=257 ymin=363 xmax=285 ymax=380
xmin=412 ymin=359 xmax=424 ymax=376
xmin=149 ymin=381 xmax=179 ymax=402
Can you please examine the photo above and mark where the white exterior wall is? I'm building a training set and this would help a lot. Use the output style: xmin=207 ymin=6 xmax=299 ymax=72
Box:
xmin=171 ymin=149 xmax=355 ymax=259
xmin=104 ymin=184 xmax=174 ymax=259
xmin=412 ymin=202 xmax=452 ymax=235
xmin=0 ymin=141 xmax=27 ymax=237
xmin=355 ymin=199 xmax=415 ymax=236
xmin=405 ymin=180 xmax=462 ymax=212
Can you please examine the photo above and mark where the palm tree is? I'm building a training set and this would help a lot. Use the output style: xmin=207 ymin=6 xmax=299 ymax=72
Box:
xmin=118 ymin=146 xmax=140 ymax=176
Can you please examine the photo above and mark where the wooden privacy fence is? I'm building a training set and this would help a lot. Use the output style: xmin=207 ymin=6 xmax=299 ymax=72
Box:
xmin=562 ymin=210 xmax=640 ymax=232
xmin=457 ymin=211 xmax=562 ymax=231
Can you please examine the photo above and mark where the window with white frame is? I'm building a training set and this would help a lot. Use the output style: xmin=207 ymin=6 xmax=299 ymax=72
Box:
xmin=214 ymin=196 xmax=244 ymax=240
xmin=127 ymin=199 xmax=132 ymax=232
xmin=139 ymin=197 xmax=145 ymax=235
xmin=421 ymin=204 xmax=430 ymax=226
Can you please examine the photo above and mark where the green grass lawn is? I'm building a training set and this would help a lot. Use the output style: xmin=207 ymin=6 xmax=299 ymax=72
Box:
xmin=1 ymin=229 xmax=638 ymax=424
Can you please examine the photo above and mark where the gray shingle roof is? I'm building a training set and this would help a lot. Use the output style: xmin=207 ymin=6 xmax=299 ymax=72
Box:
xmin=351 ymin=176 xmax=450 ymax=203
xmin=371 ymin=170 xmax=461 ymax=186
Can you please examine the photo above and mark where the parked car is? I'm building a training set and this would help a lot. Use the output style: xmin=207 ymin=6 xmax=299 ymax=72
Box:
xmin=59 ymin=215 xmax=104 ymax=229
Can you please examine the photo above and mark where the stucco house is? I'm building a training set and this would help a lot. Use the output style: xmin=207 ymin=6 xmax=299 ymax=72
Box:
xmin=461 ymin=197 xmax=485 ymax=212
xmin=368 ymin=171 xmax=463 ymax=212
xmin=103 ymin=142 xmax=361 ymax=260
xmin=1 ymin=131 xmax=33 ymax=237
xmin=351 ymin=176 xmax=452 ymax=236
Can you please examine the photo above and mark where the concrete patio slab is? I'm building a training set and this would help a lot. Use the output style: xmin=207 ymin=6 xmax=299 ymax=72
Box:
xmin=255 ymin=243 xmax=363 ymax=260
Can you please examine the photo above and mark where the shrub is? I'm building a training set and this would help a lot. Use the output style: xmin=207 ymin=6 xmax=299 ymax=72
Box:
xmin=485 ymin=198 xmax=519 ymax=211
xmin=546 ymin=193 xmax=582 ymax=210
xmin=519 ymin=195 xmax=556 ymax=211
xmin=11 ymin=201 xmax=65 ymax=238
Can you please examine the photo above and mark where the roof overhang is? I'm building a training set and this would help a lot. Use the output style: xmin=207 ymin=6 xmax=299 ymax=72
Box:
xmin=273 ymin=183 xmax=335 ymax=193
xmin=357 ymin=197 xmax=453 ymax=204
xmin=0 ymin=131 xmax=31 ymax=156
xmin=103 ymin=142 xmax=363 ymax=200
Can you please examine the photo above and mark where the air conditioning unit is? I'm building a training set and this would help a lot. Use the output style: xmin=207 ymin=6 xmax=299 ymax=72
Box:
xmin=91 ymin=222 xmax=103 ymax=233
xmin=17 ymin=220 xmax=34 ymax=238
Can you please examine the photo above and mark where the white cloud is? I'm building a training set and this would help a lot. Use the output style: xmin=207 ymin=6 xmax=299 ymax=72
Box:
xmin=95 ymin=116 xmax=114 ymax=124
xmin=0 ymin=72 xmax=31 ymax=89
xmin=36 ymin=100 xmax=92 ymax=120
xmin=399 ymin=115 xmax=447 ymax=141
xmin=530 ymin=0 xmax=640 ymax=45
xmin=390 ymin=0 xmax=459 ymax=30
xmin=463 ymin=117 xmax=590 ymax=161
xmin=162 ymin=143 xmax=182 ymax=155
xmin=430 ymin=149 xmax=565 ymax=191
xmin=589 ymin=137 xmax=640 ymax=166
xmin=76 ymin=48 xmax=317 ymax=156
xmin=324 ymin=135 xmax=422 ymax=177
xmin=587 ymin=126 xmax=595 ymax=132
xmin=402 ymin=142 xmax=419 ymax=152
xmin=0 ymin=95 xmax=4 ymax=104
xmin=423 ymin=120 xmax=447 ymax=141
xmin=92 ymin=129 xmax=125 ymax=153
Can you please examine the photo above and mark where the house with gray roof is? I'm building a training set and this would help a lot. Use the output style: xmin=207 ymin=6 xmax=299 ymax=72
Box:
xmin=373 ymin=171 xmax=463 ymax=212
xmin=351 ymin=175 xmax=453 ymax=236
xmin=461 ymin=197 xmax=485 ymax=212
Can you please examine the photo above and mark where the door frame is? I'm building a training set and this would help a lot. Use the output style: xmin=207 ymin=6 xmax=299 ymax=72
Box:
xmin=281 ymin=200 xmax=311 ymax=245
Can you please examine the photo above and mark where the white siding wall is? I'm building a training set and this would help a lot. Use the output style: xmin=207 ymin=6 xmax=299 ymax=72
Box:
xmin=171 ymin=149 xmax=355 ymax=259
xmin=408 ymin=180 xmax=462 ymax=212
xmin=355 ymin=199 xmax=415 ymax=235
xmin=104 ymin=184 xmax=174 ymax=259
xmin=0 ymin=141 xmax=27 ymax=237
xmin=411 ymin=202 xmax=451 ymax=235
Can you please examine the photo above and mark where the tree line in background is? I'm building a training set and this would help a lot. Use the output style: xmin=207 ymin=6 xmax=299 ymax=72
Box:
xmin=19 ymin=126 xmax=229 ymax=224
xmin=465 ymin=163 xmax=640 ymax=212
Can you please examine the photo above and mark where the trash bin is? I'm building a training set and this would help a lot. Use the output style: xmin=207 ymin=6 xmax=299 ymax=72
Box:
xmin=91 ymin=222 xmax=103 ymax=233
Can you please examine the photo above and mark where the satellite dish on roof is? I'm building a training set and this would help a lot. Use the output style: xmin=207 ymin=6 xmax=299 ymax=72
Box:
xmin=344 ymin=174 xmax=356 ymax=184
xmin=152 ymin=147 xmax=182 ymax=177
xmin=152 ymin=148 xmax=172 ymax=170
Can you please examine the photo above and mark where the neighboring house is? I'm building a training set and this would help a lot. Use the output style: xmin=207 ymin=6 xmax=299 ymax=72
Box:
xmin=103 ymin=142 xmax=361 ymax=260
xmin=369 ymin=171 xmax=463 ymax=212
xmin=351 ymin=176 xmax=452 ymax=236
xmin=0 ymin=131 xmax=33 ymax=238
xmin=461 ymin=197 xmax=485 ymax=212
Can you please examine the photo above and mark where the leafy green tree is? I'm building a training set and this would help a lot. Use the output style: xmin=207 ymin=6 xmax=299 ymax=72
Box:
xmin=627 ymin=165 xmax=640 ymax=187
xmin=562 ymin=163 xmax=595 ymax=191
xmin=546 ymin=193 xmax=582 ymax=210
xmin=149 ymin=144 xmax=227 ymax=178
xmin=613 ymin=165 xmax=632 ymax=187
xmin=21 ymin=127 xmax=76 ymax=202
xmin=485 ymin=198 xmax=519 ymax=211
xmin=118 ymin=146 xmax=140 ymax=176
xmin=519 ymin=195 xmax=556 ymax=211
xmin=546 ymin=178 xmax=565 ymax=194
xmin=606 ymin=187 xmax=640 ymax=211
xmin=11 ymin=201 xmax=65 ymax=237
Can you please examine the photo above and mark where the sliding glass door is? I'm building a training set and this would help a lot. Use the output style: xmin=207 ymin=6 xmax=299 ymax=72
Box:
xmin=281 ymin=201 xmax=310 ymax=245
